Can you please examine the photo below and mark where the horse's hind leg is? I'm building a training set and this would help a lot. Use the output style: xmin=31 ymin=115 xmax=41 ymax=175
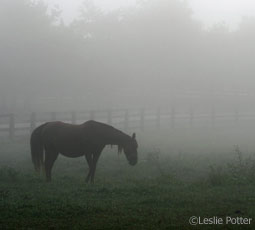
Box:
xmin=45 ymin=150 xmax=58 ymax=182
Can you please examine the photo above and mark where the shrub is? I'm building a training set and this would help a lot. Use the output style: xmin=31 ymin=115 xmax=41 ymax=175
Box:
xmin=208 ymin=165 xmax=225 ymax=186
xmin=0 ymin=166 xmax=19 ymax=182
xmin=227 ymin=145 xmax=255 ymax=183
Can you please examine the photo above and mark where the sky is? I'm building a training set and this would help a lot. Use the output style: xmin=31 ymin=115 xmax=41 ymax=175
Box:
xmin=44 ymin=0 xmax=255 ymax=30
xmin=191 ymin=0 xmax=255 ymax=30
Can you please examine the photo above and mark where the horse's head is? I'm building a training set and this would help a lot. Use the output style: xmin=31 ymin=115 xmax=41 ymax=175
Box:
xmin=121 ymin=133 xmax=138 ymax=166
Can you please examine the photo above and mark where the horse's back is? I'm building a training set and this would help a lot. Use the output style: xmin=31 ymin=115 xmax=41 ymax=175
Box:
xmin=41 ymin=121 xmax=83 ymax=140
xmin=38 ymin=120 xmax=114 ymax=139
xmin=38 ymin=120 xmax=114 ymax=151
xmin=82 ymin=120 xmax=113 ymax=129
xmin=39 ymin=121 xmax=89 ymax=156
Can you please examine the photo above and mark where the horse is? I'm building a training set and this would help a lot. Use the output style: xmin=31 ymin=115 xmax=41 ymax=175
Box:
xmin=30 ymin=120 xmax=138 ymax=183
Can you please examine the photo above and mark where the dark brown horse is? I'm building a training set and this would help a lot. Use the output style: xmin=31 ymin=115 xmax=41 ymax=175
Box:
xmin=30 ymin=120 xmax=138 ymax=183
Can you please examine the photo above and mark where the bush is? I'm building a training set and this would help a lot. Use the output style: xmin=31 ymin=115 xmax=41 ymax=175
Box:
xmin=207 ymin=165 xmax=226 ymax=186
xmin=0 ymin=166 xmax=19 ymax=182
xmin=227 ymin=145 xmax=255 ymax=183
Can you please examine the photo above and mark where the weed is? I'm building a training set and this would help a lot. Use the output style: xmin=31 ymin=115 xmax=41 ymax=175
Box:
xmin=208 ymin=165 xmax=225 ymax=186
xmin=147 ymin=148 xmax=164 ymax=176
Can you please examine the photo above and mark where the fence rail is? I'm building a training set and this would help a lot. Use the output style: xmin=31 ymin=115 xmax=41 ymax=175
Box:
xmin=0 ymin=108 xmax=253 ymax=139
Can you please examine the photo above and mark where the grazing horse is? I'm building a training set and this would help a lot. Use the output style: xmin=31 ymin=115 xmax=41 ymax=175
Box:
xmin=30 ymin=120 xmax=138 ymax=183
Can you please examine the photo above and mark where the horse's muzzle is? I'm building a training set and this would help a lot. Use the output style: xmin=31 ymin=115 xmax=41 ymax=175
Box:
xmin=129 ymin=160 xmax=137 ymax=166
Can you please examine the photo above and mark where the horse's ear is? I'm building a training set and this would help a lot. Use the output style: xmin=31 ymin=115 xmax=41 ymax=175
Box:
xmin=132 ymin=133 xmax=136 ymax=139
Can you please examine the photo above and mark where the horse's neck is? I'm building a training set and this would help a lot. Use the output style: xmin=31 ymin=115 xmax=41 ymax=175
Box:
xmin=106 ymin=129 xmax=129 ymax=146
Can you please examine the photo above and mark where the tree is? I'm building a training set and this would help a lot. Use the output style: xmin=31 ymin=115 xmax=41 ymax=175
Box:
xmin=0 ymin=0 xmax=91 ymax=112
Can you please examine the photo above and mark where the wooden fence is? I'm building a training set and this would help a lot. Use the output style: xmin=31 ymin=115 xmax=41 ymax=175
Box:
xmin=0 ymin=108 xmax=253 ymax=139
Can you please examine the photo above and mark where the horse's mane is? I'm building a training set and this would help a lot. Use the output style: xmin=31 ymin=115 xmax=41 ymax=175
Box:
xmin=83 ymin=120 xmax=130 ymax=155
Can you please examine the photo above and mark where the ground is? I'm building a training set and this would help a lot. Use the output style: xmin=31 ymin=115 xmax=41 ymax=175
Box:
xmin=0 ymin=133 xmax=255 ymax=229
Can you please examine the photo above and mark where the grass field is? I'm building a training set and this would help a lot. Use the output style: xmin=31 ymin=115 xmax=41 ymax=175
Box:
xmin=1 ymin=130 xmax=255 ymax=229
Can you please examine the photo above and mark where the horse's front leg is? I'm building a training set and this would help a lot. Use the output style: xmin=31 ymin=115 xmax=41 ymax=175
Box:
xmin=85 ymin=153 xmax=93 ymax=183
xmin=90 ymin=146 xmax=104 ymax=183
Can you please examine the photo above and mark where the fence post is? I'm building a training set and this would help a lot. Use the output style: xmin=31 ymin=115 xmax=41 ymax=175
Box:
xmin=156 ymin=108 xmax=160 ymax=129
xmin=71 ymin=111 xmax=76 ymax=124
xmin=189 ymin=107 xmax=194 ymax=127
xmin=140 ymin=109 xmax=144 ymax=131
xmin=30 ymin=112 xmax=36 ymax=133
xmin=234 ymin=108 xmax=239 ymax=125
xmin=211 ymin=106 xmax=215 ymax=127
xmin=171 ymin=107 xmax=175 ymax=129
xmin=9 ymin=114 xmax=14 ymax=139
xmin=90 ymin=110 xmax=95 ymax=120
xmin=51 ymin=112 xmax=56 ymax=121
xmin=124 ymin=110 xmax=129 ymax=130
xmin=107 ymin=109 xmax=112 ymax=125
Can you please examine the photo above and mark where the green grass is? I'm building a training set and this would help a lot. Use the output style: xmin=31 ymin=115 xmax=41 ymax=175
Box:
xmin=1 ymin=136 xmax=255 ymax=229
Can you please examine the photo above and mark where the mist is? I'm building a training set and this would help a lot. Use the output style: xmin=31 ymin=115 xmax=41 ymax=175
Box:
xmin=1 ymin=0 xmax=255 ymax=228
xmin=1 ymin=0 xmax=255 ymax=112
xmin=1 ymin=0 xmax=255 ymax=147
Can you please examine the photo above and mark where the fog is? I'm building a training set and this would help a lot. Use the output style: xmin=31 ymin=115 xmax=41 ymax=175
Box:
xmin=2 ymin=1 xmax=255 ymax=227
xmin=1 ymin=0 xmax=255 ymax=123
xmin=0 ymin=0 xmax=254 ymax=113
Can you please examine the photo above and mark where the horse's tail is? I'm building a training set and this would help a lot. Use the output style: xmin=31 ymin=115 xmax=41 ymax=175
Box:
xmin=30 ymin=123 xmax=47 ymax=172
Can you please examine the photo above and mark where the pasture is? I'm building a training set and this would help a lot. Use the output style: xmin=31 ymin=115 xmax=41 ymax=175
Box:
xmin=1 ymin=129 xmax=255 ymax=229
